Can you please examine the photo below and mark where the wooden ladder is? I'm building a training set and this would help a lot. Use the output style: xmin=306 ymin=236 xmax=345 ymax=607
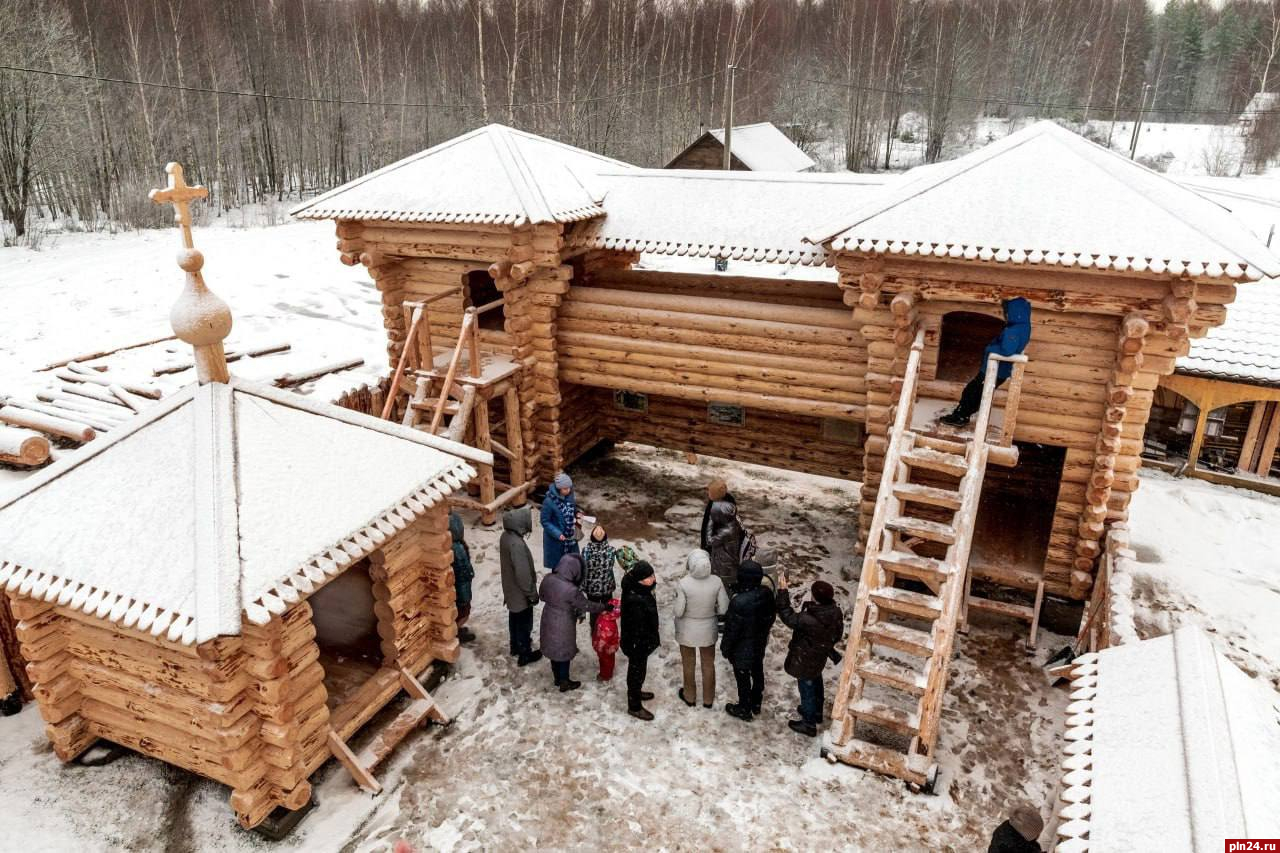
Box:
xmin=824 ymin=330 xmax=1028 ymax=789
xmin=327 ymin=666 xmax=449 ymax=795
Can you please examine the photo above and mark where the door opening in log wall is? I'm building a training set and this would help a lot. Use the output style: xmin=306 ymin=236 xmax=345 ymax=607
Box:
xmin=970 ymin=442 xmax=1066 ymax=591
xmin=936 ymin=311 xmax=1006 ymax=382
xmin=309 ymin=561 xmax=383 ymax=711
xmin=465 ymin=269 xmax=506 ymax=332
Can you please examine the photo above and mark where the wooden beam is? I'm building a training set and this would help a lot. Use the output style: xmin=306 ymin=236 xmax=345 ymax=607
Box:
xmin=1257 ymin=402 xmax=1280 ymax=478
xmin=1238 ymin=401 xmax=1268 ymax=473
xmin=327 ymin=728 xmax=381 ymax=794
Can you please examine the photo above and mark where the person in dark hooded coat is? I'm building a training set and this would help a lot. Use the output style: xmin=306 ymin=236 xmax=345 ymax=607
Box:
xmin=941 ymin=297 xmax=1032 ymax=427
xmin=619 ymin=561 xmax=660 ymax=720
xmin=776 ymin=576 xmax=843 ymax=737
xmin=499 ymin=507 xmax=541 ymax=666
xmin=449 ymin=512 xmax=476 ymax=643
xmin=987 ymin=805 xmax=1044 ymax=853
xmin=699 ymin=479 xmax=736 ymax=552
xmin=706 ymin=499 xmax=744 ymax=592
xmin=538 ymin=553 xmax=608 ymax=691
xmin=720 ymin=561 xmax=775 ymax=721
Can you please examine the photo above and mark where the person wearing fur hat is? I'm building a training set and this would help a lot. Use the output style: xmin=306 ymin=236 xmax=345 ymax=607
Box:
xmin=699 ymin=478 xmax=736 ymax=552
xmin=619 ymin=562 xmax=661 ymax=720
xmin=673 ymin=549 xmax=729 ymax=708
xmin=541 ymin=472 xmax=582 ymax=570
xmin=775 ymin=574 xmax=844 ymax=737
xmin=987 ymin=805 xmax=1044 ymax=852
xmin=721 ymin=560 xmax=775 ymax=721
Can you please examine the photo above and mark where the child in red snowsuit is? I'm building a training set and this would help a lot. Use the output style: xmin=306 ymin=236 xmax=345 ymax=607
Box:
xmin=592 ymin=598 xmax=621 ymax=681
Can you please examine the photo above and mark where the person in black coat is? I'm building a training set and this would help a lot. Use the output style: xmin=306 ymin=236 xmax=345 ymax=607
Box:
xmin=699 ymin=478 xmax=736 ymax=552
xmin=776 ymin=576 xmax=844 ymax=737
xmin=620 ymin=561 xmax=660 ymax=721
xmin=720 ymin=561 xmax=775 ymax=721
xmin=988 ymin=805 xmax=1044 ymax=853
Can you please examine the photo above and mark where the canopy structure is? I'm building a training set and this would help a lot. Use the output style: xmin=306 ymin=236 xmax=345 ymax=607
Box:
xmin=1177 ymin=277 xmax=1280 ymax=385
xmin=0 ymin=378 xmax=482 ymax=645
xmin=1056 ymin=627 xmax=1280 ymax=851
xmin=291 ymin=124 xmax=634 ymax=226
xmin=809 ymin=121 xmax=1280 ymax=281
xmin=568 ymin=168 xmax=886 ymax=265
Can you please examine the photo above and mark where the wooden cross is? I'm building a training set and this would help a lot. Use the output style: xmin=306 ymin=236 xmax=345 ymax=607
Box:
xmin=149 ymin=162 xmax=208 ymax=249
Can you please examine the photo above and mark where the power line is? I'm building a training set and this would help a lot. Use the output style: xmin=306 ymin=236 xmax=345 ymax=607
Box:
xmin=0 ymin=64 xmax=720 ymax=110
xmin=746 ymin=65 xmax=1274 ymax=120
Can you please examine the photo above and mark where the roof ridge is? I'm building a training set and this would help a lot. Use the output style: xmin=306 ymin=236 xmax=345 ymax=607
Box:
xmin=489 ymin=125 xmax=557 ymax=225
xmin=806 ymin=121 xmax=1050 ymax=245
xmin=503 ymin=124 xmax=635 ymax=169
xmin=289 ymin=125 xmax=493 ymax=217
xmin=191 ymin=381 xmax=242 ymax=642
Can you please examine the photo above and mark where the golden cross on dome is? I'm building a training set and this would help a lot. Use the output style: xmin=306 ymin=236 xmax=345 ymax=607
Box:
xmin=149 ymin=162 xmax=208 ymax=249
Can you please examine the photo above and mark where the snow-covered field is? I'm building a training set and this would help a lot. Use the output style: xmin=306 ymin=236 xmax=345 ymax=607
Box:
xmin=1 ymin=219 xmax=1277 ymax=850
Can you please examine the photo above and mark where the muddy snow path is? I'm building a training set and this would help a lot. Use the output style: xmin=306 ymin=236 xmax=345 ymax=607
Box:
xmin=0 ymin=445 xmax=1068 ymax=851
xmin=368 ymin=446 xmax=1069 ymax=852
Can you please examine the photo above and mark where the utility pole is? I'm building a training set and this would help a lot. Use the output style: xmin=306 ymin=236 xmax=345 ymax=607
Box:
xmin=1129 ymin=83 xmax=1151 ymax=160
xmin=721 ymin=64 xmax=737 ymax=170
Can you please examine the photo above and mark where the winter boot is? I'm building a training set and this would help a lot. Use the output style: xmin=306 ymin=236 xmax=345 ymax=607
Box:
xmin=517 ymin=650 xmax=543 ymax=667
xmin=0 ymin=690 xmax=21 ymax=717
xmin=628 ymin=706 xmax=655 ymax=721
xmin=725 ymin=703 xmax=753 ymax=721
xmin=940 ymin=409 xmax=970 ymax=427
xmin=559 ymin=679 xmax=582 ymax=693
xmin=457 ymin=627 xmax=476 ymax=644
xmin=678 ymin=688 xmax=696 ymax=707
xmin=788 ymin=719 xmax=818 ymax=737
xmin=638 ymin=691 xmax=654 ymax=701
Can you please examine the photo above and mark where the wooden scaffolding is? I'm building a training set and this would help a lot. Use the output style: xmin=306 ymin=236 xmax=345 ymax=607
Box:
xmin=383 ymin=289 xmax=533 ymax=523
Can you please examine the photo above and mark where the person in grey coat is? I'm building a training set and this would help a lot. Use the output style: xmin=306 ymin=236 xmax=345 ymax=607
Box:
xmin=672 ymin=549 xmax=728 ymax=709
xmin=538 ymin=553 xmax=608 ymax=692
xmin=500 ymin=507 xmax=542 ymax=666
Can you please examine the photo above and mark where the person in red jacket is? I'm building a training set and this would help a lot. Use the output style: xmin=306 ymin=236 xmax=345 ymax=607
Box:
xmin=591 ymin=598 xmax=621 ymax=681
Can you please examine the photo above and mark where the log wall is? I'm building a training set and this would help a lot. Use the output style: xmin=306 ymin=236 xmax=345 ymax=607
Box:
xmin=7 ymin=502 xmax=456 ymax=829
xmin=558 ymin=266 xmax=866 ymax=421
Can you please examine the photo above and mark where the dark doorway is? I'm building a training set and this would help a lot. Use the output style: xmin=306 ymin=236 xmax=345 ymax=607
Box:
xmin=969 ymin=441 xmax=1066 ymax=589
xmin=310 ymin=559 xmax=384 ymax=711
xmin=937 ymin=311 xmax=1005 ymax=381
xmin=465 ymin=269 xmax=506 ymax=332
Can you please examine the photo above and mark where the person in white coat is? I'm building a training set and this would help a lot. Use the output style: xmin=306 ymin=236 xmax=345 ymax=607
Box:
xmin=672 ymin=549 xmax=729 ymax=709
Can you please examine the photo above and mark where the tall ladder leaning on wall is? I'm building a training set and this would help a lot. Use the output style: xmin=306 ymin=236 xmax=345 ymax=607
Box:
xmin=822 ymin=329 xmax=1031 ymax=790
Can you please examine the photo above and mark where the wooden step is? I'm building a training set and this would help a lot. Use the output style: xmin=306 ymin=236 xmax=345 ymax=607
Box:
xmin=353 ymin=696 xmax=438 ymax=773
xmin=858 ymin=656 xmax=928 ymax=695
xmin=902 ymin=447 xmax=969 ymax=478
xmin=864 ymin=620 xmax=935 ymax=657
xmin=824 ymin=736 xmax=931 ymax=787
xmin=410 ymin=399 xmax=461 ymax=415
xmin=893 ymin=482 xmax=962 ymax=510
xmin=878 ymin=551 xmax=953 ymax=585
xmin=968 ymin=595 xmax=1035 ymax=622
xmin=850 ymin=698 xmax=920 ymax=735
xmin=915 ymin=434 xmax=969 ymax=456
xmin=885 ymin=515 xmax=956 ymax=545
xmin=870 ymin=587 xmax=943 ymax=621
xmin=970 ymin=561 xmax=1044 ymax=592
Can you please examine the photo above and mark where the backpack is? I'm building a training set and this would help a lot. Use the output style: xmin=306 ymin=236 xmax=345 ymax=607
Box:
xmin=739 ymin=528 xmax=758 ymax=563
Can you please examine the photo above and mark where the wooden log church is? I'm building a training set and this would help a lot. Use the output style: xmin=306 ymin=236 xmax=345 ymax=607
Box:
xmin=292 ymin=121 xmax=1277 ymax=786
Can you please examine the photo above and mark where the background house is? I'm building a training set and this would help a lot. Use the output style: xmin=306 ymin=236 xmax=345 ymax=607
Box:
xmin=665 ymin=121 xmax=815 ymax=171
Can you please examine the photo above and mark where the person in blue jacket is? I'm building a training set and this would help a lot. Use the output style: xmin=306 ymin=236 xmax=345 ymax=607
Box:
xmin=941 ymin=297 xmax=1032 ymax=427
xmin=541 ymin=472 xmax=582 ymax=569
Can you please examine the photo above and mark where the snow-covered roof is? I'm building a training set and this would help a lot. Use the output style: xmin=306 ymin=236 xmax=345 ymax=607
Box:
xmin=0 ymin=379 xmax=484 ymax=645
xmin=568 ymin=169 xmax=887 ymax=265
xmin=290 ymin=124 xmax=633 ymax=225
xmin=808 ymin=121 xmax=1280 ymax=281
xmin=1178 ymin=277 xmax=1280 ymax=386
xmin=704 ymin=122 xmax=816 ymax=172
xmin=1054 ymin=627 xmax=1280 ymax=852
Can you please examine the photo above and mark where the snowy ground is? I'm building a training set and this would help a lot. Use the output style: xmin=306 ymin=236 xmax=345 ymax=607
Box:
xmin=0 ymin=445 xmax=1070 ymax=851
xmin=1125 ymin=469 xmax=1280 ymax=691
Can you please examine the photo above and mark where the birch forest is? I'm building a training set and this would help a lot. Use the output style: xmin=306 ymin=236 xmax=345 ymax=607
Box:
xmin=5 ymin=0 xmax=1280 ymax=235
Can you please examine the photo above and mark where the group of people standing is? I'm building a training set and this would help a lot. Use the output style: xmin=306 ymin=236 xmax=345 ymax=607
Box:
xmin=488 ymin=472 xmax=845 ymax=735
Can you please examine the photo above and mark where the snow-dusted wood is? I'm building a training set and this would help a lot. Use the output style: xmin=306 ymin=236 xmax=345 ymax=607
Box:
xmin=0 ymin=426 xmax=51 ymax=466
xmin=0 ymin=406 xmax=95 ymax=443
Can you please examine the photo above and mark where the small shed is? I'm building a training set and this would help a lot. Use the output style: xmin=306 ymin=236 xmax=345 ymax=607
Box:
xmin=665 ymin=121 xmax=816 ymax=172
xmin=1054 ymin=627 xmax=1280 ymax=850
xmin=0 ymin=165 xmax=489 ymax=828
